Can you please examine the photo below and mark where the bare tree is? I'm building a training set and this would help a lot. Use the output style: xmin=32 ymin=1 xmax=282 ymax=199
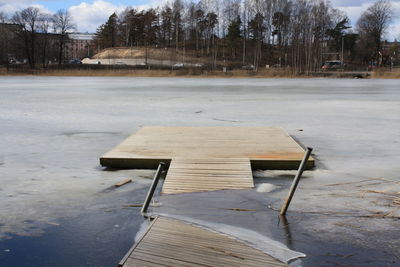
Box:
xmin=13 ymin=0 xmax=391 ymax=72
xmin=39 ymin=14 xmax=52 ymax=67
xmin=357 ymin=0 xmax=393 ymax=65
xmin=12 ymin=7 xmax=41 ymax=68
xmin=53 ymin=9 xmax=75 ymax=64
xmin=0 ymin=12 xmax=9 ymax=64
xmin=0 ymin=11 xmax=7 ymax=23
xmin=160 ymin=5 xmax=173 ymax=47
xmin=326 ymin=9 xmax=350 ymax=60
xmin=172 ymin=0 xmax=183 ymax=52
xmin=222 ymin=0 xmax=241 ymax=57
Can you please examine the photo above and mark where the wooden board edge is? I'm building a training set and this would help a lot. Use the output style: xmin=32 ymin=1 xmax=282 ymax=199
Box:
xmin=161 ymin=186 xmax=255 ymax=195
xmin=100 ymin=158 xmax=172 ymax=169
xmin=100 ymin=157 xmax=314 ymax=170
xmin=250 ymin=159 xmax=315 ymax=170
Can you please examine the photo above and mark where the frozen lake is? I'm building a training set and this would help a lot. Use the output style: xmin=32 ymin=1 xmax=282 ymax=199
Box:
xmin=0 ymin=77 xmax=399 ymax=266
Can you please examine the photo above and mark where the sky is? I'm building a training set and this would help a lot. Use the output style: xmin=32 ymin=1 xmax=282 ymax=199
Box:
xmin=0 ymin=0 xmax=399 ymax=40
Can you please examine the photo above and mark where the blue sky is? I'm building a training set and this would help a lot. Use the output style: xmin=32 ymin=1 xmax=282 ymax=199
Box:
xmin=1 ymin=0 xmax=399 ymax=40
xmin=32 ymin=0 xmax=150 ymax=11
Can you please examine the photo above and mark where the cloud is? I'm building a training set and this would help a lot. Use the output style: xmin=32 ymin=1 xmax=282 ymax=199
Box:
xmin=68 ymin=0 xmax=172 ymax=33
xmin=337 ymin=1 xmax=385 ymax=24
xmin=0 ymin=0 xmax=35 ymax=3
xmin=337 ymin=0 xmax=400 ymax=40
xmin=68 ymin=1 xmax=126 ymax=33
xmin=331 ymin=0 xmax=368 ymax=7
xmin=0 ymin=0 xmax=168 ymax=33
xmin=390 ymin=1 xmax=400 ymax=40
xmin=1 ymin=0 xmax=399 ymax=39
xmin=0 ymin=3 xmax=51 ymax=16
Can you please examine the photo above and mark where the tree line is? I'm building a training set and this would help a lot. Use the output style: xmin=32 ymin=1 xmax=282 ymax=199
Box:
xmin=0 ymin=0 xmax=397 ymax=71
xmin=0 ymin=8 xmax=75 ymax=68
xmin=94 ymin=0 xmax=397 ymax=72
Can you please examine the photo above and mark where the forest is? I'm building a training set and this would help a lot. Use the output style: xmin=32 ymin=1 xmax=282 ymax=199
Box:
xmin=93 ymin=0 xmax=397 ymax=72
xmin=0 ymin=0 xmax=398 ymax=73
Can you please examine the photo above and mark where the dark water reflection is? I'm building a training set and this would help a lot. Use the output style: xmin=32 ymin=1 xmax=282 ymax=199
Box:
xmin=0 ymin=187 xmax=147 ymax=267
xmin=152 ymin=188 xmax=399 ymax=266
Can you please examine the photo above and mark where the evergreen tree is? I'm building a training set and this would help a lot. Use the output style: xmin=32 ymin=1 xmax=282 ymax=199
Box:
xmin=226 ymin=16 xmax=241 ymax=57
xmin=95 ymin=13 xmax=118 ymax=48
xmin=326 ymin=17 xmax=350 ymax=55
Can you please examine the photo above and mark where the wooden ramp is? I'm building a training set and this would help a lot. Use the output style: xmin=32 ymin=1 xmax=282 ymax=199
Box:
xmin=162 ymin=158 xmax=254 ymax=194
xmin=120 ymin=217 xmax=285 ymax=267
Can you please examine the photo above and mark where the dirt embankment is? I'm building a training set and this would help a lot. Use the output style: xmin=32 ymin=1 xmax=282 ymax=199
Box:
xmin=92 ymin=47 xmax=215 ymax=65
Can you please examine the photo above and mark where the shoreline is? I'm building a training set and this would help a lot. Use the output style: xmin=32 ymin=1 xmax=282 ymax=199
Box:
xmin=1 ymin=67 xmax=399 ymax=79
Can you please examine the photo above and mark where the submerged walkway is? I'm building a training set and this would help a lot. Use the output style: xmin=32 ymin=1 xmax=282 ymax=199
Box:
xmin=120 ymin=217 xmax=286 ymax=267
xmin=101 ymin=126 xmax=311 ymax=266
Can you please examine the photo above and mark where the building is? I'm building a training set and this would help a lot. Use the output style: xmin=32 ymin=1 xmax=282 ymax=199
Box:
xmin=381 ymin=40 xmax=399 ymax=66
xmin=0 ymin=23 xmax=22 ymax=64
xmin=64 ymin=33 xmax=96 ymax=60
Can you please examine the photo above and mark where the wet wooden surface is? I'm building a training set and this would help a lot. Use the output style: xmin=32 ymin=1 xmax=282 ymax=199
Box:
xmin=121 ymin=217 xmax=285 ymax=267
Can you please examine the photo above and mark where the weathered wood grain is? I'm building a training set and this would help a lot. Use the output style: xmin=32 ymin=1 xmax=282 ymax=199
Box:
xmin=162 ymin=158 xmax=253 ymax=194
xmin=121 ymin=217 xmax=286 ymax=267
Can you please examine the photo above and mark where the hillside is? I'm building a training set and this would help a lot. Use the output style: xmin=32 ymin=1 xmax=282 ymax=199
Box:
xmin=91 ymin=47 xmax=237 ymax=66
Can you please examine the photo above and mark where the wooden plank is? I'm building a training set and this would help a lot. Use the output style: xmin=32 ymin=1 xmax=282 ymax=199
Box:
xmin=118 ymin=218 xmax=159 ymax=267
xmin=129 ymin=251 xmax=206 ymax=267
xmin=133 ymin=247 xmax=271 ymax=267
xmin=161 ymin=158 xmax=253 ymax=194
xmin=122 ymin=217 xmax=285 ymax=267
xmin=115 ymin=179 xmax=132 ymax=187
xmin=123 ymin=258 xmax=167 ymax=267
xmin=100 ymin=126 xmax=314 ymax=170
xmin=142 ymin=232 xmax=277 ymax=260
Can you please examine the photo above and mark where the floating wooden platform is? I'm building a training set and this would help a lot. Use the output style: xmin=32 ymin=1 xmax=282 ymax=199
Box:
xmin=100 ymin=126 xmax=313 ymax=170
xmin=119 ymin=216 xmax=285 ymax=267
xmin=101 ymin=126 xmax=313 ymax=194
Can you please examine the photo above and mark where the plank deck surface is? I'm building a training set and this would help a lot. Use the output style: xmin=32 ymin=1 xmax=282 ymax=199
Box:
xmin=100 ymin=126 xmax=313 ymax=170
xmin=121 ymin=217 xmax=286 ymax=267
xmin=162 ymin=158 xmax=254 ymax=194
xmin=101 ymin=126 xmax=313 ymax=194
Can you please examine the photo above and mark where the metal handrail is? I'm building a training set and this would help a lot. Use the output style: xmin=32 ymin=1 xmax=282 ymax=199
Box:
xmin=280 ymin=147 xmax=313 ymax=216
xmin=141 ymin=162 xmax=166 ymax=218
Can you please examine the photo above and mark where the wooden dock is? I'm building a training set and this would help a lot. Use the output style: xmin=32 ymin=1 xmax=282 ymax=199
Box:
xmin=103 ymin=126 xmax=310 ymax=266
xmin=101 ymin=126 xmax=313 ymax=194
xmin=119 ymin=217 xmax=286 ymax=267
xmin=100 ymin=126 xmax=313 ymax=170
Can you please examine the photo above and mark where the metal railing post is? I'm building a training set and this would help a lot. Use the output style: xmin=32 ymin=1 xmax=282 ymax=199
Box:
xmin=141 ymin=162 xmax=166 ymax=217
xmin=280 ymin=147 xmax=313 ymax=216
